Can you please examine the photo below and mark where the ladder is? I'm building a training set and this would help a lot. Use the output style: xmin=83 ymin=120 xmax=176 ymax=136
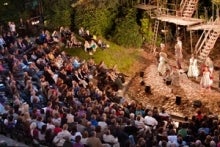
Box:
xmin=196 ymin=30 xmax=220 ymax=63
xmin=195 ymin=18 xmax=220 ymax=63
xmin=180 ymin=0 xmax=198 ymax=18
xmin=152 ymin=20 xmax=159 ymax=53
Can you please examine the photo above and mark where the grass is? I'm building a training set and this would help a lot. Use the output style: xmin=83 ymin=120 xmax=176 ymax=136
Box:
xmin=64 ymin=40 xmax=140 ymax=74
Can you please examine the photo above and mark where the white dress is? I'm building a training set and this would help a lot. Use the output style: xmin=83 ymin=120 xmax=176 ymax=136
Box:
xmin=200 ymin=71 xmax=213 ymax=88
xmin=187 ymin=58 xmax=194 ymax=77
xmin=188 ymin=58 xmax=199 ymax=78
xmin=192 ymin=59 xmax=199 ymax=77
xmin=158 ymin=56 xmax=167 ymax=76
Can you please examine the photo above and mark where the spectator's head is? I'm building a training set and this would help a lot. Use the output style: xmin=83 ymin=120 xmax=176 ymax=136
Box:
xmin=82 ymin=131 xmax=88 ymax=138
xmin=210 ymin=140 xmax=216 ymax=147
xmin=95 ymin=126 xmax=101 ymax=133
xmin=136 ymin=115 xmax=141 ymax=121
xmin=63 ymin=124 xmax=68 ymax=130
xmin=195 ymin=140 xmax=202 ymax=146
xmin=90 ymin=131 xmax=96 ymax=137
xmin=75 ymin=135 xmax=81 ymax=143
xmin=129 ymin=113 xmax=135 ymax=119
xmin=137 ymin=137 xmax=146 ymax=146
xmin=148 ymin=110 xmax=153 ymax=116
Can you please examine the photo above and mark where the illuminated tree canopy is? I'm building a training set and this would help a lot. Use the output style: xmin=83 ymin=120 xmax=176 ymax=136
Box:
xmin=213 ymin=0 xmax=220 ymax=5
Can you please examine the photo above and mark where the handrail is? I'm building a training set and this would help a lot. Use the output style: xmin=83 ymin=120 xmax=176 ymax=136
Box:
xmin=180 ymin=0 xmax=186 ymax=8
xmin=194 ymin=16 xmax=215 ymax=56
xmin=180 ymin=0 xmax=187 ymax=17
xmin=159 ymin=8 xmax=179 ymax=16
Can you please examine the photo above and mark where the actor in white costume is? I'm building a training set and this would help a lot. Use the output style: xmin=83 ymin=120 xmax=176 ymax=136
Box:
xmin=187 ymin=54 xmax=199 ymax=78
xmin=158 ymin=43 xmax=169 ymax=76
xmin=200 ymin=66 xmax=213 ymax=91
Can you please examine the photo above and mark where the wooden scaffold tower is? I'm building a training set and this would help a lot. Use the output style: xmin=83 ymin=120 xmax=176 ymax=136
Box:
xmin=135 ymin=0 xmax=206 ymax=53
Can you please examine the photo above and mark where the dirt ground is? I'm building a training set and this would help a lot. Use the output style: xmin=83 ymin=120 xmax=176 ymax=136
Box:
xmin=123 ymin=48 xmax=220 ymax=119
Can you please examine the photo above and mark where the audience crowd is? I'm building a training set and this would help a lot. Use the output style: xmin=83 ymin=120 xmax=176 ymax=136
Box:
xmin=0 ymin=22 xmax=220 ymax=147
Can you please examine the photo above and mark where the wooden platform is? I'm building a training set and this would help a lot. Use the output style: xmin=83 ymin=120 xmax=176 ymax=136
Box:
xmin=134 ymin=4 xmax=157 ymax=10
xmin=187 ymin=24 xmax=220 ymax=31
xmin=156 ymin=15 xmax=205 ymax=26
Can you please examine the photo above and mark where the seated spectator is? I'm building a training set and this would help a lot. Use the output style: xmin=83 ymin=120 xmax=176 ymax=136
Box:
xmin=38 ymin=124 xmax=47 ymax=144
xmin=84 ymin=30 xmax=92 ymax=41
xmin=135 ymin=115 xmax=151 ymax=137
xmin=30 ymin=122 xmax=39 ymax=145
xmin=78 ymin=27 xmax=85 ymax=37
xmin=84 ymin=41 xmax=93 ymax=55
xmin=53 ymin=121 xmax=62 ymax=136
xmin=144 ymin=110 xmax=158 ymax=130
xmin=159 ymin=108 xmax=170 ymax=121
xmin=97 ymin=39 xmax=109 ymax=49
xmin=136 ymin=137 xmax=146 ymax=147
xmin=67 ymin=33 xmax=82 ymax=48
xmin=167 ymin=129 xmax=178 ymax=145
xmin=81 ymin=131 xmax=89 ymax=146
xmin=103 ymin=129 xmax=120 ymax=147
xmin=98 ymin=116 xmax=108 ymax=132
xmin=90 ymin=40 xmax=98 ymax=52
xmin=0 ymin=35 xmax=6 ymax=49
xmin=51 ymin=30 xmax=60 ymax=43
xmin=87 ymin=131 xmax=103 ymax=147
xmin=53 ymin=124 xmax=72 ymax=146
xmin=46 ymin=117 xmax=55 ymax=130
xmin=36 ymin=116 xmax=45 ymax=130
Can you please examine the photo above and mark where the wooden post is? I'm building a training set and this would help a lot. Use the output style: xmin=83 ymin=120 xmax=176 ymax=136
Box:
xmin=217 ymin=6 xmax=219 ymax=18
xmin=190 ymin=30 xmax=193 ymax=54
xmin=164 ymin=22 xmax=167 ymax=44
xmin=212 ymin=2 xmax=214 ymax=19
xmin=205 ymin=7 xmax=208 ymax=20
xmin=157 ymin=0 xmax=159 ymax=10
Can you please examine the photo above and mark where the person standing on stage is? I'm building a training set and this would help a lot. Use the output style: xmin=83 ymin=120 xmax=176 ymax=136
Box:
xmin=200 ymin=66 xmax=213 ymax=91
xmin=158 ymin=43 xmax=169 ymax=76
xmin=187 ymin=54 xmax=199 ymax=79
xmin=175 ymin=37 xmax=183 ymax=69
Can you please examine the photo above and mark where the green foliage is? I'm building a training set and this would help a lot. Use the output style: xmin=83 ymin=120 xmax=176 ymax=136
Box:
xmin=213 ymin=0 xmax=220 ymax=5
xmin=64 ymin=40 xmax=139 ymax=73
xmin=43 ymin=0 xmax=72 ymax=29
xmin=73 ymin=0 xmax=118 ymax=36
xmin=74 ymin=9 xmax=115 ymax=36
xmin=140 ymin=18 xmax=154 ymax=44
xmin=0 ymin=0 xmax=25 ymax=23
xmin=111 ymin=8 xmax=143 ymax=48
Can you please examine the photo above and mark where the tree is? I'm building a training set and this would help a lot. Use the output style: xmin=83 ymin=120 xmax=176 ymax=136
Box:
xmin=43 ymin=0 xmax=72 ymax=29
xmin=0 ymin=0 xmax=26 ymax=23
xmin=73 ymin=0 xmax=118 ymax=36
xmin=111 ymin=8 xmax=143 ymax=48
xmin=212 ymin=0 xmax=220 ymax=5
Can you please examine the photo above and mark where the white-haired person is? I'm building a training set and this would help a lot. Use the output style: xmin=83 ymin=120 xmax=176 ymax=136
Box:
xmin=158 ymin=43 xmax=169 ymax=76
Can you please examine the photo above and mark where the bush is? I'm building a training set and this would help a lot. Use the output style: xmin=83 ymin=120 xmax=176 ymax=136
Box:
xmin=43 ymin=0 xmax=72 ymax=29
xmin=73 ymin=0 xmax=118 ymax=37
xmin=111 ymin=8 xmax=143 ymax=48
